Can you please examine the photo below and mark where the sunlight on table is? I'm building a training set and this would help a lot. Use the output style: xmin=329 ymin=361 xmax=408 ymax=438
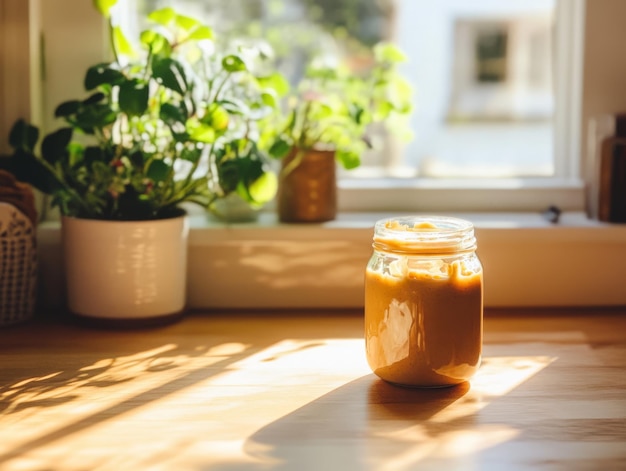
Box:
xmin=0 ymin=338 xmax=555 ymax=471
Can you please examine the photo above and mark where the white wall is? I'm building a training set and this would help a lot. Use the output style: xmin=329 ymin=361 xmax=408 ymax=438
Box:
xmin=39 ymin=0 xmax=107 ymax=134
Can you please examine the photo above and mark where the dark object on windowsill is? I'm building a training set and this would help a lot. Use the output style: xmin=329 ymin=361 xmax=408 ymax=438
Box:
xmin=0 ymin=169 xmax=38 ymax=226
xmin=542 ymin=205 xmax=561 ymax=224
xmin=0 ymin=200 xmax=37 ymax=327
xmin=598 ymin=114 xmax=626 ymax=223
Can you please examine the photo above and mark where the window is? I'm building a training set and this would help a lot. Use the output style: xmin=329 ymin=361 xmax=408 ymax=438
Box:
xmin=6 ymin=0 xmax=626 ymax=310
xmin=119 ymin=0 xmax=565 ymax=175
xmin=11 ymin=0 xmax=586 ymax=215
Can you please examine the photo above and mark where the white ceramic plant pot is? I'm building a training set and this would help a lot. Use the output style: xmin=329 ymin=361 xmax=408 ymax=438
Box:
xmin=61 ymin=213 xmax=189 ymax=325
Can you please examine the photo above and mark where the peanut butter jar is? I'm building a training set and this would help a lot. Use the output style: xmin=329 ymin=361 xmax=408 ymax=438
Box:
xmin=364 ymin=216 xmax=483 ymax=388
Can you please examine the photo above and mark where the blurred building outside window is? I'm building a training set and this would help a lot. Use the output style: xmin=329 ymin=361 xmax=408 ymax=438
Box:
xmin=117 ymin=0 xmax=557 ymax=182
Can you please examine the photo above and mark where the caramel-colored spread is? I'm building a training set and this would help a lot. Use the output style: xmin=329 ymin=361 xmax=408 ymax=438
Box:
xmin=365 ymin=258 xmax=483 ymax=387
xmin=385 ymin=220 xmax=439 ymax=231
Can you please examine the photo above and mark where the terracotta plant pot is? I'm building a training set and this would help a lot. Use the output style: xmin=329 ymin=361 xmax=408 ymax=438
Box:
xmin=278 ymin=148 xmax=337 ymax=223
xmin=61 ymin=212 xmax=189 ymax=326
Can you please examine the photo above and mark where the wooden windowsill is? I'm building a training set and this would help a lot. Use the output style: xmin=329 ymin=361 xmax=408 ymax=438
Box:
xmin=36 ymin=211 xmax=626 ymax=309
xmin=1 ymin=308 xmax=625 ymax=470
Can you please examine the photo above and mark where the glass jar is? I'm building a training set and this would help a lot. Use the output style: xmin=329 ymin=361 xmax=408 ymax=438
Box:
xmin=364 ymin=216 xmax=483 ymax=388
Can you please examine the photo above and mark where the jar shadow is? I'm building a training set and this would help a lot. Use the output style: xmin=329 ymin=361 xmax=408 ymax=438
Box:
xmin=243 ymin=374 xmax=472 ymax=469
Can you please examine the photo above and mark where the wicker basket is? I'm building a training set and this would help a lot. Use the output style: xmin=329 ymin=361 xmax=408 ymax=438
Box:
xmin=0 ymin=202 xmax=37 ymax=326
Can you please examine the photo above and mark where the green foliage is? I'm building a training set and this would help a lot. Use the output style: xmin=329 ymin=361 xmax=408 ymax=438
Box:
xmin=6 ymin=5 xmax=285 ymax=220
xmin=92 ymin=0 xmax=118 ymax=19
xmin=213 ymin=139 xmax=277 ymax=210
xmin=265 ymin=41 xmax=413 ymax=169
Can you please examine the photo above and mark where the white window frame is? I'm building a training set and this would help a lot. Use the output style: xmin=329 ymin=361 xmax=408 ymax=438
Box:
xmin=553 ymin=0 xmax=586 ymax=181
xmin=338 ymin=0 xmax=587 ymax=213
xmin=6 ymin=0 xmax=585 ymax=216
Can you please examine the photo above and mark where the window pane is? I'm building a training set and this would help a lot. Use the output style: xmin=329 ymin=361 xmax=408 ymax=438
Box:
xmin=119 ymin=0 xmax=556 ymax=179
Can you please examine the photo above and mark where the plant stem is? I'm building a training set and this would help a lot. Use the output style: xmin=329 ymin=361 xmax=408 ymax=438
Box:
xmin=296 ymin=99 xmax=313 ymax=149
xmin=107 ymin=18 xmax=121 ymax=67
xmin=279 ymin=148 xmax=304 ymax=179
xmin=213 ymin=71 xmax=231 ymax=102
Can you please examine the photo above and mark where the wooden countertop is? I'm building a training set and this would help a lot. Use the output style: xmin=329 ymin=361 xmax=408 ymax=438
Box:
xmin=1 ymin=309 xmax=625 ymax=471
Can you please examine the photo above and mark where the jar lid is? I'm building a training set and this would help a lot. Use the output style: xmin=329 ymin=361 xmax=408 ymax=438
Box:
xmin=372 ymin=215 xmax=477 ymax=254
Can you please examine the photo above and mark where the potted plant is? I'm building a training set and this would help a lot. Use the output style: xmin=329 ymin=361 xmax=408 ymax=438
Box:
xmin=5 ymin=2 xmax=280 ymax=325
xmin=194 ymin=36 xmax=287 ymax=222
xmin=209 ymin=138 xmax=279 ymax=222
xmin=266 ymin=42 xmax=414 ymax=223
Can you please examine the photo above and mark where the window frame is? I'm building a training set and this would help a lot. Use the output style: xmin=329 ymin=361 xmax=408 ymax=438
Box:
xmin=553 ymin=0 xmax=586 ymax=181
xmin=5 ymin=0 xmax=586 ymax=216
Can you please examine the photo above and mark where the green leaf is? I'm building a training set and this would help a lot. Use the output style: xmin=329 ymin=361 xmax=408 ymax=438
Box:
xmin=55 ymin=100 xmax=81 ymax=118
xmin=348 ymin=104 xmax=365 ymax=125
xmin=113 ymin=26 xmax=136 ymax=58
xmin=9 ymin=119 xmax=39 ymax=152
xmin=257 ymin=72 xmax=290 ymax=97
xmin=245 ymin=170 xmax=277 ymax=205
xmin=190 ymin=126 xmax=216 ymax=143
xmin=201 ymin=104 xmax=229 ymax=131
xmin=67 ymin=142 xmax=84 ymax=167
xmin=172 ymin=131 xmax=191 ymax=142
xmin=217 ymin=159 xmax=239 ymax=194
xmin=152 ymin=57 xmax=188 ymax=95
xmin=161 ymin=103 xmax=189 ymax=139
xmin=74 ymin=104 xmax=117 ymax=133
xmin=186 ymin=118 xmax=216 ymax=143
xmin=118 ymin=79 xmax=149 ymax=117
xmin=222 ymin=55 xmax=247 ymax=72
xmin=180 ymin=147 xmax=201 ymax=163
xmin=268 ymin=139 xmax=291 ymax=159
xmin=187 ymin=25 xmax=214 ymax=41
xmin=374 ymin=42 xmax=407 ymax=64
xmin=92 ymin=0 xmax=118 ymax=18
xmin=160 ymin=102 xmax=187 ymax=126
xmin=148 ymin=7 xmax=176 ymax=26
xmin=372 ymin=100 xmax=393 ymax=121
xmin=140 ymin=30 xmax=171 ymax=57
xmin=84 ymin=63 xmax=125 ymax=91
xmin=41 ymin=127 xmax=73 ymax=165
xmin=10 ymin=149 xmax=62 ymax=194
xmin=309 ymin=102 xmax=333 ymax=120
xmin=260 ymin=91 xmax=278 ymax=108
xmin=175 ymin=14 xmax=200 ymax=32
xmin=336 ymin=149 xmax=360 ymax=170
xmin=83 ymin=92 xmax=106 ymax=105
xmin=387 ymin=77 xmax=413 ymax=112
xmin=147 ymin=159 xmax=170 ymax=182
xmin=305 ymin=66 xmax=337 ymax=81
